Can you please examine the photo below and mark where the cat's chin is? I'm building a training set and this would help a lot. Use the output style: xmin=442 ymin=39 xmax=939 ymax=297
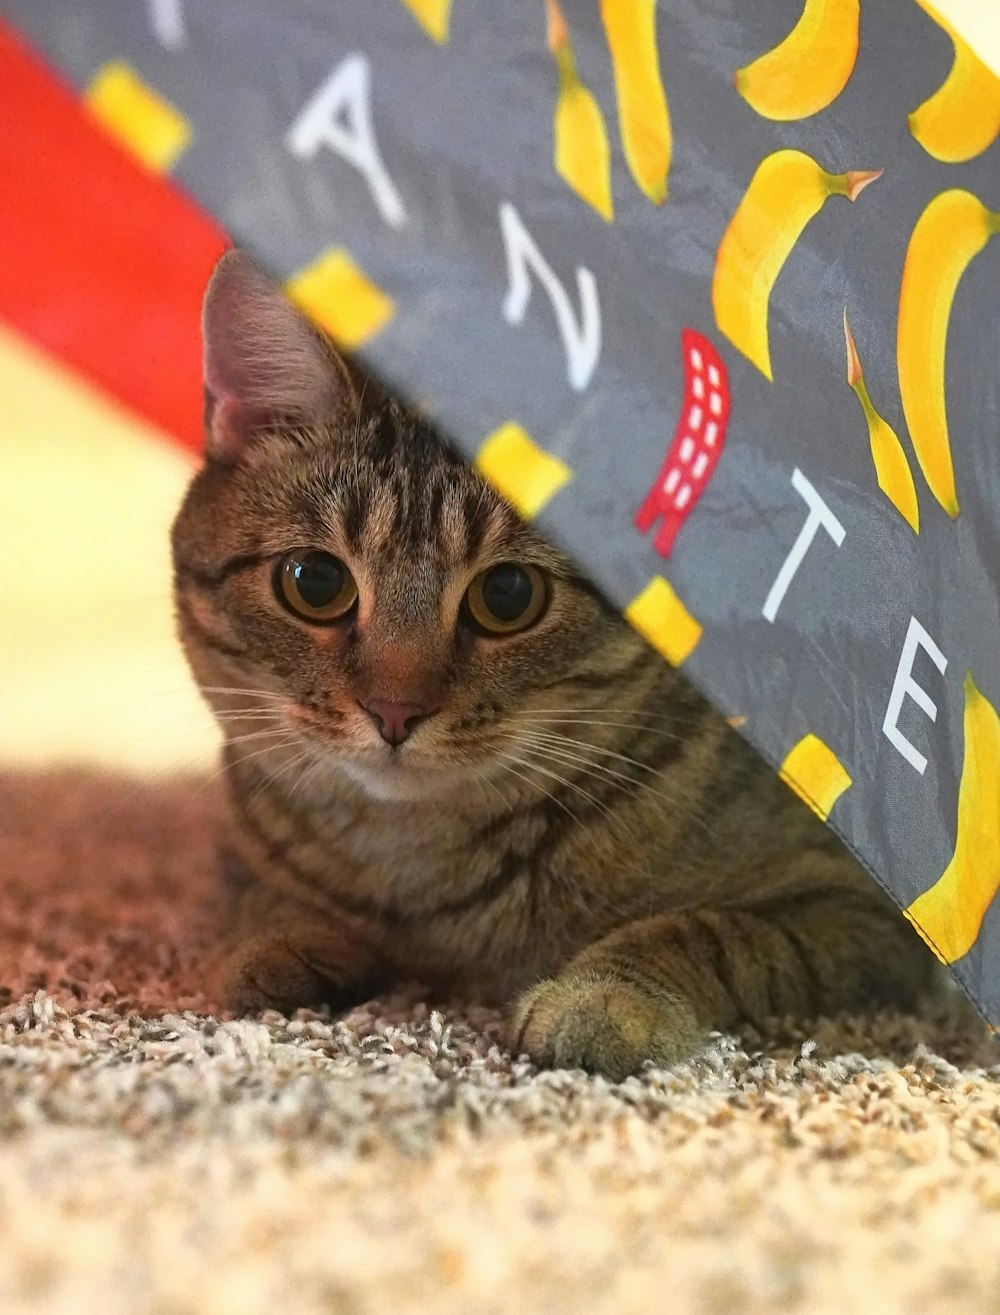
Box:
xmin=335 ymin=755 xmax=481 ymax=803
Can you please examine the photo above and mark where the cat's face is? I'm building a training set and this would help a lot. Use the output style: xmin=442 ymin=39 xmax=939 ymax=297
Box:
xmin=172 ymin=252 xmax=641 ymax=800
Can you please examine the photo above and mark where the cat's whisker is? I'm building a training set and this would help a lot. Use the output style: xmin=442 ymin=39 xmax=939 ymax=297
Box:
xmin=494 ymin=747 xmax=618 ymax=829
xmin=277 ymin=748 xmax=322 ymax=807
xmin=515 ymin=706 xmax=700 ymax=720
xmin=466 ymin=766 xmax=493 ymax=814
xmin=502 ymin=741 xmax=689 ymax=894
xmin=512 ymin=716 xmax=691 ymax=745
xmin=95 ymin=747 xmax=225 ymax=815
xmin=513 ymin=728 xmax=676 ymax=776
xmin=492 ymin=755 xmax=582 ymax=829
xmin=168 ymin=736 xmax=301 ymax=801
xmin=221 ymin=727 xmax=301 ymax=749
xmin=513 ymin=728 xmax=708 ymax=804
xmin=211 ymin=712 xmax=288 ymax=724
xmin=492 ymin=758 xmax=626 ymax=916
xmin=472 ymin=763 xmax=512 ymax=813
xmin=514 ymin=707 xmax=710 ymax=731
xmin=508 ymin=740 xmax=642 ymax=824
xmin=241 ymin=743 xmax=314 ymax=806
xmin=509 ymin=730 xmax=719 ymax=839
xmin=510 ymin=734 xmax=648 ymax=793
xmin=197 ymin=687 xmax=290 ymax=703
xmin=486 ymin=770 xmax=514 ymax=813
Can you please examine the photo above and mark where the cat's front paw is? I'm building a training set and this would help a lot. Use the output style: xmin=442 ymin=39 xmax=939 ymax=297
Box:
xmin=511 ymin=972 xmax=702 ymax=1080
xmin=206 ymin=932 xmax=370 ymax=1016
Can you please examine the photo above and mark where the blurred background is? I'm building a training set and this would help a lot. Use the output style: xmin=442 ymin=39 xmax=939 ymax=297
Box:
xmin=1 ymin=324 xmax=218 ymax=772
xmin=0 ymin=24 xmax=226 ymax=774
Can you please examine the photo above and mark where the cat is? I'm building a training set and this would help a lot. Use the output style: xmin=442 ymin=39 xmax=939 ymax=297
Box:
xmin=171 ymin=249 xmax=932 ymax=1080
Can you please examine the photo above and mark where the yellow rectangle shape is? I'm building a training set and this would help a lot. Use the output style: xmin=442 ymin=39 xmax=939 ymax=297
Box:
xmin=286 ymin=248 xmax=395 ymax=349
xmin=476 ymin=423 xmax=571 ymax=518
xmin=624 ymin=576 xmax=702 ymax=666
xmin=85 ymin=61 xmax=191 ymax=172
xmin=780 ymin=733 xmax=852 ymax=821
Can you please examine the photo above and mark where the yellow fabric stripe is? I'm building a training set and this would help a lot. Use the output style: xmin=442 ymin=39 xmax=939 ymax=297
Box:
xmin=624 ymin=577 xmax=702 ymax=667
xmin=475 ymin=423 xmax=571 ymax=519
xmin=85 ymin=61 xmax=191 ymax=172
xmin=780 ymin=734 xmax=852 ymax=821
xmin=286 ymin=249 xmax=395 ymax=350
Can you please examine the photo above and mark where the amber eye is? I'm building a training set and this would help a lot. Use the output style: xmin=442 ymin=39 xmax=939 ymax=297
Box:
xmin=276 ymin=550 xmax=358 ymax=622
xmin=464 ymin=563 xmax=548 ymax=635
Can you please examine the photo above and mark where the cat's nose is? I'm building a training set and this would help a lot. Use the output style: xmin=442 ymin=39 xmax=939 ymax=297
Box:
xmin=362 ymin=699 xmax=430 ymax=747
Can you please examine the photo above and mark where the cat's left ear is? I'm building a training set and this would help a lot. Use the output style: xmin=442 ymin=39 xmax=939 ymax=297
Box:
xmin=201 ymin=248 xmax=358 ymax=461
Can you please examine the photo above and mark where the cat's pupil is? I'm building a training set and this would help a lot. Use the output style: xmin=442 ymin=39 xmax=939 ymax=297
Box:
xmin=294 ymin=552 xmax=345 ymax=608
xmin=482 ymin=565 xmax=533 ymax=622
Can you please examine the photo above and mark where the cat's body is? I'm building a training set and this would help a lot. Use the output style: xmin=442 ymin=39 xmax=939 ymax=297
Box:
xmin=172 ymin=250 xmax=931 ymax=1078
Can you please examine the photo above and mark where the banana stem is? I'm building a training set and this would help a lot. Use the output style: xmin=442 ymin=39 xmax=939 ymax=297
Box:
xmin=545 ymin=0 xmax=569 ymax=55
xmin=843 ymin=309 xmax=864 ymax=387
xmin=844 ymin=309 xmax=879 ymax=422
xmin=839 ymin=168 xmax=883 ymax=201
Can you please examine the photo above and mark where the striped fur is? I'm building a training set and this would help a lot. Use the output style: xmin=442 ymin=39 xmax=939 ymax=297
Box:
xmin=171 ymin=252 xmax=931 ymax=1079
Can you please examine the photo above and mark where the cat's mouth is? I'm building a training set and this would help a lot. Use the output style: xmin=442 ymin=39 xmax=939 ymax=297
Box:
xmin=280 ymin=706 xmax=479 ymax=800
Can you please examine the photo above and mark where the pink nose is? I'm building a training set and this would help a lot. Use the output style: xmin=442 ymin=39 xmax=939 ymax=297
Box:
xmin=362 ymin=700 xmax=429 ymax=747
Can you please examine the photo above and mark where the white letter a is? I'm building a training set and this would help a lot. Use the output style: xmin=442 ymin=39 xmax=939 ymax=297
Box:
xmin=287 ymin=54 xmax=406 ymax=230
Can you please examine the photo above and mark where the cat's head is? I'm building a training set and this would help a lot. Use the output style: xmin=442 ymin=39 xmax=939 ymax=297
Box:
xmin=172 ymin=250 xmax=645 ymax=800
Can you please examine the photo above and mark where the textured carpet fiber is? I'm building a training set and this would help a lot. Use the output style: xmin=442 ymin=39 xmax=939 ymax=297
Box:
xmin=3 ymin=772 xmax=1000 ymax=1314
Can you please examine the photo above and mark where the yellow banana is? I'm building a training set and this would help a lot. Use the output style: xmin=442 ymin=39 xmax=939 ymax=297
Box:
xmin=712 ymin=150 xmax=881 ymax=380
xmin=909 ymin=0 xmax=1000 ymax=162
xmin=897 ymin=190 xmax=999 ymax=520
xmin=735 ymin=0 xmax=860 ymax=121
xmin=600 ymin=0 xmax=671 ymax=205
xmin=906 ymin=673 xmax=1000 ymax=964
xmin=545 ymin=0 xmax=614 ymax=222
xmin=843 ymin=311 xmax=919 ymax=533
xmin=398 ymin=0 xmax=452 ymax=43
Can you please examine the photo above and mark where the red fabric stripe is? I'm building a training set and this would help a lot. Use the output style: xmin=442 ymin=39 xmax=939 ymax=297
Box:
xmin=0 ymin=21 xmax=227 ymax=453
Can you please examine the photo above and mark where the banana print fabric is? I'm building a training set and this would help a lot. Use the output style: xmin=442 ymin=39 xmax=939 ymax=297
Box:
xmin=6 ymin=0 xmax=1000 ymax=1024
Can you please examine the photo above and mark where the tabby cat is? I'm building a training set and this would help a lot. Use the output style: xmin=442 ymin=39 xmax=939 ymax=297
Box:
xmin=172 ymin=249 xmax=931 ymax=1079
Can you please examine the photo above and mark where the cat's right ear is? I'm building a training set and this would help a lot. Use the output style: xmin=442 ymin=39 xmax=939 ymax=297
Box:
xmin=201 ymin=248 xmax=358 ymax=461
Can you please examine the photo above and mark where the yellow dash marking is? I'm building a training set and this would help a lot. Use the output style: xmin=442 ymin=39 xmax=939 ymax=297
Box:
xmin=85 ymin=61 xmax=191 ymax=172
xmin=624 ymin=577 xmax=702 ymax=667
xmin=475 ymin=423 xmax=571 ymax=519
xmin=905 ymin=672 xmax=1000 ymax=964
xmin=399 ymin=0 xmax=452 ymax=42
xmin=780 ymin=733 xmax=852 ymax=821
xmin=286 ymin=249 xmax=395 ymax=350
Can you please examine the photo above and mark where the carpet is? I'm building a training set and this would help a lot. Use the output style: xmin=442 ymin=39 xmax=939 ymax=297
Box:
xmin=3 ymin=770 xmax=1000 ymax=1315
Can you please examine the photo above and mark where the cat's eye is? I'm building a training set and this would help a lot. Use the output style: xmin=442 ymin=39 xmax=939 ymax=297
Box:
xmin=276 ymin=550 xmax=358 ymax=622
xmin=464 ymin=563 xmax=548 ymax=635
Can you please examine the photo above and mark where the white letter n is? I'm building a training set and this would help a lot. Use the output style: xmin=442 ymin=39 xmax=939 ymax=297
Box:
xmin=287 ymin=54 xmax=406 ymax=230
xmin=498 ymin=201 xmax=601 ymax=392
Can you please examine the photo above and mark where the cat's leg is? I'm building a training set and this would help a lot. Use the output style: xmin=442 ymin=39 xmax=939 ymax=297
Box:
xmin=512 ymin=887 xmax=932 ymax=1079
xmin=206 ymin=864 xmax=383 ymax=1015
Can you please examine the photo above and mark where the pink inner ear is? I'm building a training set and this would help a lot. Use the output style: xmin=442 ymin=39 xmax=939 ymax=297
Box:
xmin=201 ymin=249 xmax=353 ymax=460
xmin=202 ymin=391 xmax=257 ymax=462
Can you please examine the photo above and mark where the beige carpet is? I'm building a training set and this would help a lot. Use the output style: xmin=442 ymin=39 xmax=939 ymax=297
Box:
xmin=3 ymin=771 xmax=1000 ymax=1315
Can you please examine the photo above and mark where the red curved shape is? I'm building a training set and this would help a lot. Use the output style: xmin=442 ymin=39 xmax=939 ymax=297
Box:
xmin=635 ymin=328 xmax=732 ymax=559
